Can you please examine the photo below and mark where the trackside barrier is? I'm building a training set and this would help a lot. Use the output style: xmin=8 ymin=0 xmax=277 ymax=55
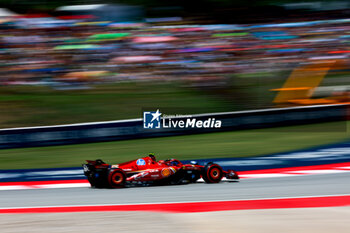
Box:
xmin=0 ymin=104 xmax=348 ymax=149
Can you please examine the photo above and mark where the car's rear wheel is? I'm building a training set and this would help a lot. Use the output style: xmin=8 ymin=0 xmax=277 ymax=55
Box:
xmin=202 ymin=163 xmax=223 ymax=183
xmin=108 ymin=169 xmax=126 ymax=188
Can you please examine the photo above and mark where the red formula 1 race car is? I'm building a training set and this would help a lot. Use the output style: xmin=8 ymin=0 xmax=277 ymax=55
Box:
xmin=83 ymin=154 xmax=239 ymax=188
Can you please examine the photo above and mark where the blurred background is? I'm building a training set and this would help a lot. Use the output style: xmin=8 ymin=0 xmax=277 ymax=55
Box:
xmin=1 ymin=3 xmax=350 ymax=232
xmin=1 ymin=0 xmax=350 ymax=128
xmin=0 ymin=0 xmax=348 ymax=169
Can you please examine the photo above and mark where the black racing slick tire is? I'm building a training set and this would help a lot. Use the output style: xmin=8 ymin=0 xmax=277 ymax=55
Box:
xmin=108 ymin=169 xmax=126 ymax=188
xmin=202 ymin=163 xmax=223 ymax=183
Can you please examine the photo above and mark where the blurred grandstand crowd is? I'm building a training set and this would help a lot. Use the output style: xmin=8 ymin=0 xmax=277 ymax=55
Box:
xmin=1 ymin=13 xmax=350 ymax=88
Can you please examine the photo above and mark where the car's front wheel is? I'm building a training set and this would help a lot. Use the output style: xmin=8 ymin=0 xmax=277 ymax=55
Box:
xmin=202 ymin=163 xmax=223 ymax=183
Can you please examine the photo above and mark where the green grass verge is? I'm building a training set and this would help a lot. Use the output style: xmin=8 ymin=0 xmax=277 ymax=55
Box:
xmin=0 ymin=82 xmax=233 ymax=128
xmin=0 ymin=74 xmax=287 ymax=128
xmin=0 ymin=121 xmax=348 ymax=169
xmin=1 ymin=69 xmax=350 ymax=129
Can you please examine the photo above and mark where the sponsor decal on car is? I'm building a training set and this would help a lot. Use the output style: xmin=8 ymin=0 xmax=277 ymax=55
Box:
xmin=169 ymin=167 xmax=177 ymax=173
xmin=132 ymin=171 xmax=149 ymax=180
xmin=161 ymin=168 xmax=172 ymax=177
xmin=136 ymin=159 xmax=146 ymax=166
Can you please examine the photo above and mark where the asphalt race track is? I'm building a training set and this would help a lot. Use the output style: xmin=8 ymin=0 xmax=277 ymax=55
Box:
xmin=1 ymin=173 xmax=349 ymax=209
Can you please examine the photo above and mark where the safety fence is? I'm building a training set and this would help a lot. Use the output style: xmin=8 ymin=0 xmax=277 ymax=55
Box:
xmin=0 ymin=104 xmax=347 ymax=149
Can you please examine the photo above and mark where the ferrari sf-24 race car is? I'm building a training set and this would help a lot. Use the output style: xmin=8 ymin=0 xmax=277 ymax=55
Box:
xmin=83 ymin=154 xmax=239 ymax=188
